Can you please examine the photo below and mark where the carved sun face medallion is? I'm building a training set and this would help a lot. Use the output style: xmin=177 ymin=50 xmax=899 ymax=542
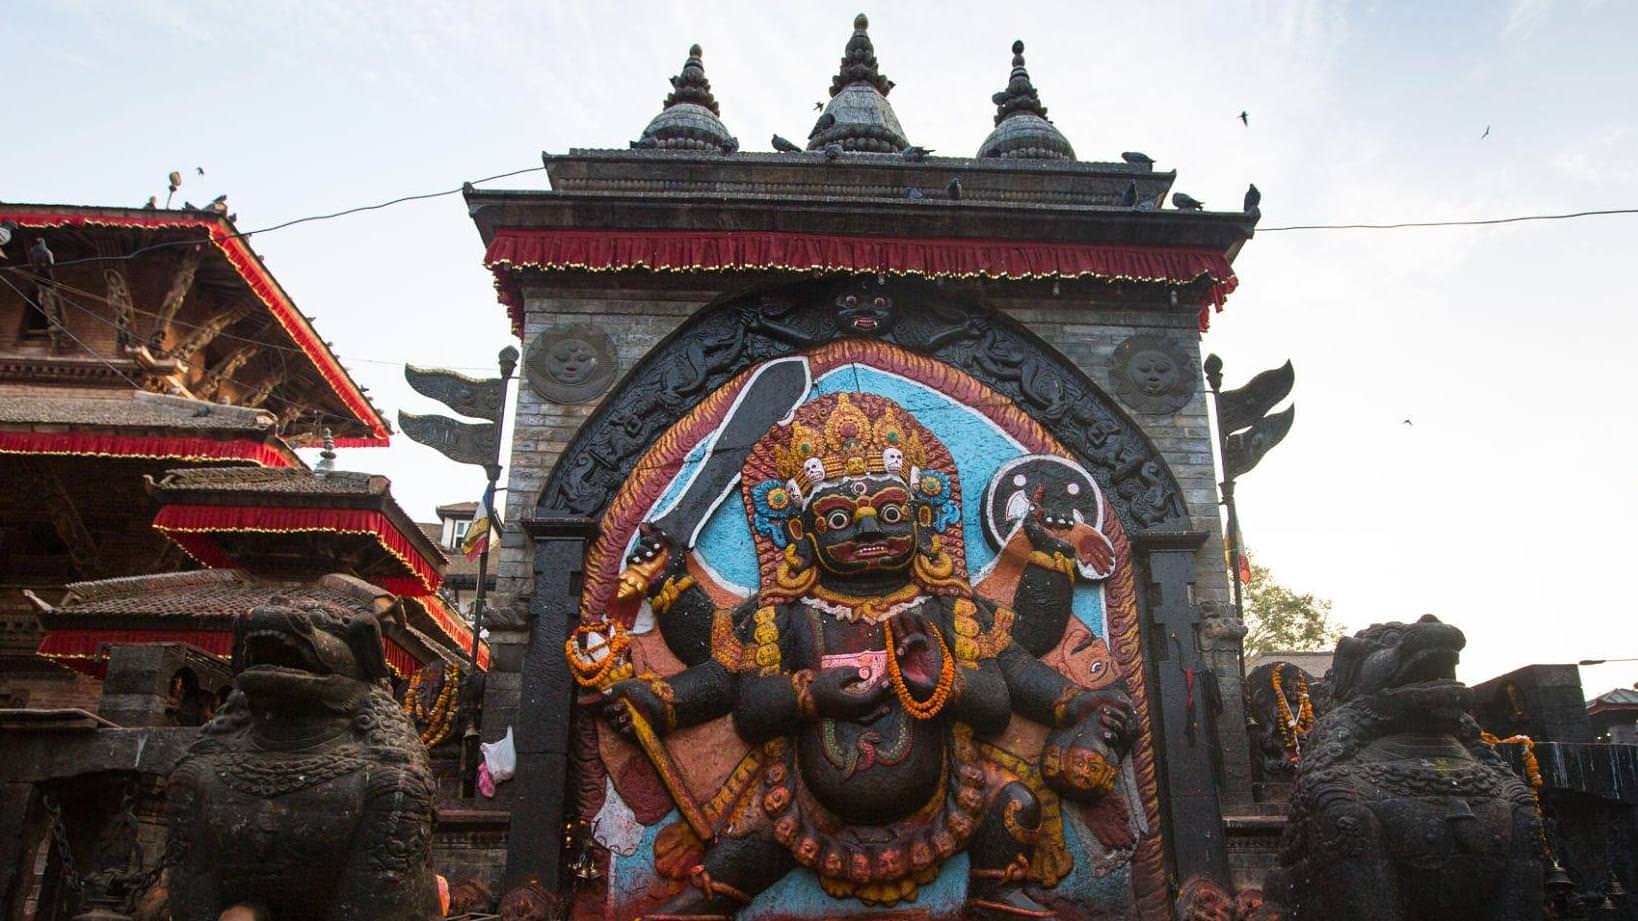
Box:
xmin=1109 ymin=334 xmax=1197 ymax=414
xmin=525 ymin=324 xmax=619 ymax=404
xmin=800 ymin=475 xmax=916 ymax=577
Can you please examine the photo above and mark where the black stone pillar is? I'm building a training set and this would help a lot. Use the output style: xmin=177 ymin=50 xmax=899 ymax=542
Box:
xmin=503 ymin=515 xmax=597 ymax=892
xmin=1135 ymin=534 xmax=1231 ymax=890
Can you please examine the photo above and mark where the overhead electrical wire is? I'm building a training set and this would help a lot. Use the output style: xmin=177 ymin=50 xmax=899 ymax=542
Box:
xmin=1258 ymin=207 xmax=1638 ymax=232
xmin=0 ymin=165 xmax=548 ymax=275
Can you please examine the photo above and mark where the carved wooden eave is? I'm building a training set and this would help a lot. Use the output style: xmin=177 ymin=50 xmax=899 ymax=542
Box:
xmin=0 ymin=204 xmax=392 ymax=446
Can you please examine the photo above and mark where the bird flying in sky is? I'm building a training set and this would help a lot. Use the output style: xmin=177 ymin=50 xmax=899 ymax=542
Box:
xmin=1481 ymin=125 xmax=1491 ymax=139
xmin=1238 ymin=110 xmax=1249 ymax=126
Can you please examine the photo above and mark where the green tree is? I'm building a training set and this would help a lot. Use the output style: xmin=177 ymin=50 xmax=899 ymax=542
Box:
xmin=1241 ymin=555 xmax=1343 ymax=657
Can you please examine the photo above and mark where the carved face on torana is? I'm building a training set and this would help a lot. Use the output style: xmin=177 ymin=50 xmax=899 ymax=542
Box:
xmin=797 ymin=474 xmax=916 ymax=576
xmin=834 ymin=290 xmax=896 ymax=336
xmin=548 ymin=337 xmax=600 ymax=384
xmin=1128 ymin=349 xmax=1178 ymax=396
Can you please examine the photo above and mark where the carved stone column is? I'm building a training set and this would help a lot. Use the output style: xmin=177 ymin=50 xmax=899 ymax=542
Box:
xmin=503 ymin=515 xmax=596 ymax=892
xmin=1134 ymin=533 xmax=1231 ymax=890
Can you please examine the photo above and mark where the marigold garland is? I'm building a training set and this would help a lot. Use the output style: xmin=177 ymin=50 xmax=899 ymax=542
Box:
xmin=1481 ymin=729 xmax=1550 ymax=857
xmin=882 ymin=618 xmax=956 ymax=720
xmin=404 ymin=663 xmax=461 ymax=748
xmin=1270 ymin=665 xmax=1315 ymax=755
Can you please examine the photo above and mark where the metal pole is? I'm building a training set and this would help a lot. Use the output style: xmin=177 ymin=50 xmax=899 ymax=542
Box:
xmin=469 ymin=345 xmax=519 ymax=665
xmin=1203 ymin=355 xmax=1246 ymax=619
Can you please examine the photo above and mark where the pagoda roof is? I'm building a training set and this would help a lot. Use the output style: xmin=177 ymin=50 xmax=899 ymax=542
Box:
xmin=27 ymin=569 xmax=466 ymax=677
xmin=138 ymin=466 xmax=487 ymax=661
xmin=1588 ymin=687 xmax=1638 ymax=713
xmin=145 ymin=466 xmax=446 ymax=589
xmin=0 ymin=389 xmax=298 ymax=467
xmin=0 ymin=203 xmax=391 ymax=446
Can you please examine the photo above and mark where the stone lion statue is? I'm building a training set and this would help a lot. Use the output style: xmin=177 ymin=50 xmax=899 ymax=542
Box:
xmin=164 ymin=579 xmax=439 ymax=921
xmin=1257 ymin=615 xmax=1542 ymax=921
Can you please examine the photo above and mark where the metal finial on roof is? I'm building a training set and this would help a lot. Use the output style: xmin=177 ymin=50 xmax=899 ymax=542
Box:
xmin=807 ymin=12 xmax=909 ymax=154
xmin=316 ymin=427 xmax=336 ymax=474
xmin=977 ymin=39 xmax=1076 ymax=161
xmin=664 ymin=44 xmax=720 ymax=116
xmin=829 ymin=13 xmax=893 ymax=97
xmin=631 ymin=44 xmax=736 ymax=151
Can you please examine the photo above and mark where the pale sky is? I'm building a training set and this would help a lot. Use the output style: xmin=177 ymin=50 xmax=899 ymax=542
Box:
xmin=6 ymin=0 xmax=1636 ymax=693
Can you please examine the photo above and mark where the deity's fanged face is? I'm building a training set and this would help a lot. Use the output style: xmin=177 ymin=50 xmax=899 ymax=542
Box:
xmin=797 ymin=474 xmax=915 ymax=576
xmin=834 ymin=292 xmax=896 ymax=336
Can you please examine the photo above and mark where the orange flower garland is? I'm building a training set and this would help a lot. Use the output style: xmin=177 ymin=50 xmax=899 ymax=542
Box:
xmin=882 ymin=618 xmax=956 ymax=720
xmin=1481 ymin=729 xmax=1550 ymax=857
xmin=404 ymin=663 xmax=461 ymax=748
xmin=1270 ymin=665 xmax=1315 ymax=754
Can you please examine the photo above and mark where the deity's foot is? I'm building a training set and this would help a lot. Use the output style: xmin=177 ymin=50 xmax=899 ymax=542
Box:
xmin=967 ymin=864 xmax=1057 ymax=920
xmin=966 ymin=888 xmax=1057 ymax=920
xmin=640 ymin=866 xmax=753 ymax=921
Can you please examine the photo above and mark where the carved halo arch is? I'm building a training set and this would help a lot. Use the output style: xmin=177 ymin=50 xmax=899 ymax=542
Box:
xmin=533 ymin=276 xmax=1191 ymax=537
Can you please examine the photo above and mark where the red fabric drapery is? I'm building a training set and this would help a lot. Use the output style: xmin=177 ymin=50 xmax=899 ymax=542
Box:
xmin=0 ymin=431 xmax=295 ymax=467
xmin=483 ymin=228 xmax=1239 ymax=336
xmin=0 ymin=208 xmax=390 ymax=446
xmin=38 ymin=628 xmax=419 ymax=678
xmin=404 ymin=593 xmax=490 ymax=670
xmin=152 ymin=504 xmax=443 ymax=595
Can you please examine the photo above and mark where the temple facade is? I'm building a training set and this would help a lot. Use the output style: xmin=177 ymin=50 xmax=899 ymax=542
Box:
xmin=470 ymin=17 xmax=1261 ymax=919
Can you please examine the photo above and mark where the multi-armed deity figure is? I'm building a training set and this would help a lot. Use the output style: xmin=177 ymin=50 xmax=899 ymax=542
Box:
xmin=587 ymin=392 xmax=1140 ymax=920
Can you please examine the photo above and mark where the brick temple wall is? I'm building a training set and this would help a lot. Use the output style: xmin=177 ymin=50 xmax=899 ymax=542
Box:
xmin=491 ymin=276 xmax=1248 ymax=796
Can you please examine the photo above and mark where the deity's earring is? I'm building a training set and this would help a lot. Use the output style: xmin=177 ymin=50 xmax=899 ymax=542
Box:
xmin=776 ymin=523 xmax=817 ymax=595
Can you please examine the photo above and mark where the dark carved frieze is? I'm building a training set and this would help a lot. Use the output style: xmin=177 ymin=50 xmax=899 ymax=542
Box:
xmin=533 ymin=278 xmax=1188 ymax=533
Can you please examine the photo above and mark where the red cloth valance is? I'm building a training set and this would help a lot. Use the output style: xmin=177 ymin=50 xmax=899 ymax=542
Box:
xmin=0 ymin=208 xmax=391 ymax=445
xmin=152 ymin=504 xmax=442 ymax=595
xmin=404 ymin=593 xmax=490 ymax=670
xmin=38 ymin=628 xmax=419 ymax=678
xmin=483 ymin=228 xmax=1239 ymax=337
xmin=0 ymin=431 xmax=295 ymax=467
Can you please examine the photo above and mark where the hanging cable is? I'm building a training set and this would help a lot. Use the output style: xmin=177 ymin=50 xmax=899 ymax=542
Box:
xmin=1258 ymin=207 xmax=1638 ymax=232
xmin=0 ymin=165 xmax=546 ymax=274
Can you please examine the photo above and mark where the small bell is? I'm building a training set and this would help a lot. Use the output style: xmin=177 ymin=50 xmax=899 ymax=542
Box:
xmin=1545 ymin=861 xmax=1575 ymax=896
xmin=1606 ymin=870 xmax=1625 ymax=898
xmin=571 ymin=846 xmax=601 ymax=881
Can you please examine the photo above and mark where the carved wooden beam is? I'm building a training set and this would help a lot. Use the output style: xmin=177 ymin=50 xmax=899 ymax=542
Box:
xmin=16 ymin=460 xmax=101 ymax=579
xmin=242 ymin=369 xmax=285 ymax=408
xmin=104 ymin=267 xmax=137 ymax=350
xmin=194 ymin=345 xmax=259 ymax=401
xmin=276 ymin=403 xmax=313 ymax=434
xmin=148 ymin=243 xmax=204 ymax=351
xmin=168 ymin=301 xmax=254 ymax=364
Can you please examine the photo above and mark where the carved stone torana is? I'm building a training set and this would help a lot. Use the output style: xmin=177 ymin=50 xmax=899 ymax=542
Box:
xmin=1258 ymin=616 xmax=1543 ymax=921
xmin=535 ymin=279 xmax=1188 ymax=535
xmin=165 ymin=584 xmax=439 ymax=921
xmin=570 ymin=363 xmax=1170 ymax=919
xmin=1109 ymin=334 xmax=1196 ymax=415
xmin=524 ymin=323 xmax=619 ymax=405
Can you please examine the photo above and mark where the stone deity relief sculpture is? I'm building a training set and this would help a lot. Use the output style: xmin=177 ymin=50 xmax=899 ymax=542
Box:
xmin=164 ymin=581 xmax=439 ymax=921
xmin=1256 ymin=616 xmax=1543 ymax=921
xmin=569 ymin=347 xmax=1167 ymax=921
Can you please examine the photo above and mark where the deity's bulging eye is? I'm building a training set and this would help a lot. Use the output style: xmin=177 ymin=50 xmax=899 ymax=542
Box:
xmin=881 ymin=504 xmax=905 ymax=524
xmin=826 ymin=509 xmax=852 ymax=531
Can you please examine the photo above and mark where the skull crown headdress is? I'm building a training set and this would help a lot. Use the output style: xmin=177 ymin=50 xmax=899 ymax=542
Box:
xmin=772 ymin=393 xmax=926 ymax=499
